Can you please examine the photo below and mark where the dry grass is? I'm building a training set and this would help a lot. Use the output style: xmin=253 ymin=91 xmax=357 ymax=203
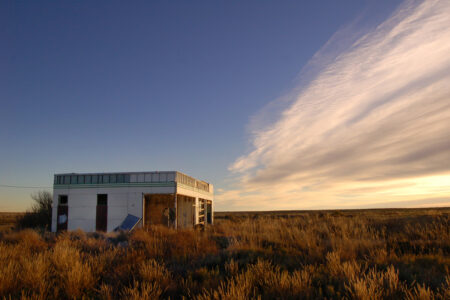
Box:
xmin=0 ymin=208 xmax=448 ymax=299
xmin=0 ymin=212 xmax=24 ymax=233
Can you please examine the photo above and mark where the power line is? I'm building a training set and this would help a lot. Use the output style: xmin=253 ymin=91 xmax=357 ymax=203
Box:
xmin=0 ymin=184 xmax=52 ymax=189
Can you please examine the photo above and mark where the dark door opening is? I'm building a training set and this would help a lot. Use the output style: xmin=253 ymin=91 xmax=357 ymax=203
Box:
xmin=206 ymin=200 xmax=212 ymax=225
xmin=96 ymin=194 xmax=108 ymax=231
xmin=57 ymin=195 xmax=68 ymax=231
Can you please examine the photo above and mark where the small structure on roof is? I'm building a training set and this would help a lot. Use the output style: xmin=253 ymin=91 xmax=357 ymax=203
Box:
xmin=51 ymin=171 xmax=214 ymax=232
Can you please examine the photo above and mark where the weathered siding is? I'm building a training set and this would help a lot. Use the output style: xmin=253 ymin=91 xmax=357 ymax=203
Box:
xmin=177 ymin=195 xmax=195 ymax=228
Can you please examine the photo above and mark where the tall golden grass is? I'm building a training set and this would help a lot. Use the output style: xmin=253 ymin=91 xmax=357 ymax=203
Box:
xmin=0 ymin=208 xmax=448 ymax=299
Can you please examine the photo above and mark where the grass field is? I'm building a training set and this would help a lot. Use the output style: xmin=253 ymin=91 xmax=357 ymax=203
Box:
xmin=0 ymin=212 xmax=24 ymax=233
xmin=0 ymin=208 xmax=448 ymax=299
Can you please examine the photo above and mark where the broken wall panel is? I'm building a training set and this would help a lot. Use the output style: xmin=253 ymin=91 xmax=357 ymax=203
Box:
xmin=144 ymin=194 xmax=175 ymax=227
xmin=177 ymin=194 xmax=195 ymax=228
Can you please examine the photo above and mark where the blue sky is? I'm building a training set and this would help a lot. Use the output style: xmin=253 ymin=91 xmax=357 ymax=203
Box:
xmin=2 ymin=0 xmax=449 ymax=212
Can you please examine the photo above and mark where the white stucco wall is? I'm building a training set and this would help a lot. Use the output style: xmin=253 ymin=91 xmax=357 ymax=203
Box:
xmin=51 ymin=185 xmax=176 ymax=232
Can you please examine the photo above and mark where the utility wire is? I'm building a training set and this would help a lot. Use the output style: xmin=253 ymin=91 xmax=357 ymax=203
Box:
xmin=0 ymin=184 xmax=52 ymax=189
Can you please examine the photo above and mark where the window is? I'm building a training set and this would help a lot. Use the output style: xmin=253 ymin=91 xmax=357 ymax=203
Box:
xmin=58 ymin=195 xmax=68 ymax=205
xmin=64 ymin=176 xmax=70 ymax=184
xmin=71 ymin=175 xmax=77 ymax=184
xmin=138 ymin=174 xmax=145 ymax=182
xmin=85 ymin=175 xmax=92 ymax=184
xmin=97 ymin=194 xmax=107 ymax=206
xmin=102 ymin=175 xmax=109 ymax=184
xmin=92 ymin=175 xmax=98 ymax=184
xmin=152 ymin=173 xmax=160 ymax=182
xmin=117 ymin=174 xmax=124 ymax=183
xmin=78 ymin=175 xmax=85 ymax=184
xmin=110 ymin=174 xmax=117 ymax=183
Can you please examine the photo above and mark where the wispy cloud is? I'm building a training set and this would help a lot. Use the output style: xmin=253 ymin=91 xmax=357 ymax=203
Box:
xmin=219 ymin=0 xmax=450 ymax=211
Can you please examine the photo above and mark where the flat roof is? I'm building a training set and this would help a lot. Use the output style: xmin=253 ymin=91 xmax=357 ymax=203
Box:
xmin=53 ymin=171 xmax=212 ymax=193
xmin=55 ymin=170 xmax=176 ymax=176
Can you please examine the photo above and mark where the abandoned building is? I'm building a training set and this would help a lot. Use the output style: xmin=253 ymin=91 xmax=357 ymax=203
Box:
xmin=51 ymin=171 xmax=214 ymax=232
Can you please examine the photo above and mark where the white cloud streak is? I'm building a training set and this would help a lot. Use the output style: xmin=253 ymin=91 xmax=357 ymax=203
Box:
xmin=220 ymin=0 xmax=450 ymax=211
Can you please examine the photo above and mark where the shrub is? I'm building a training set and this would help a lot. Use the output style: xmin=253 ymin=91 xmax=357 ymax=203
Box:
xmin=17 ymin=191 xmax=52 ymax=230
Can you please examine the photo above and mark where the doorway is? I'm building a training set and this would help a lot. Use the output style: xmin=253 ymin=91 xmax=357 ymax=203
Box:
xmin=206 ymin=200 xmax=212 ymax=225
xmin=96 ymin=194 xmax=108 ymax=231
xmin=57 ymin=195 xmax=68 ymax=231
